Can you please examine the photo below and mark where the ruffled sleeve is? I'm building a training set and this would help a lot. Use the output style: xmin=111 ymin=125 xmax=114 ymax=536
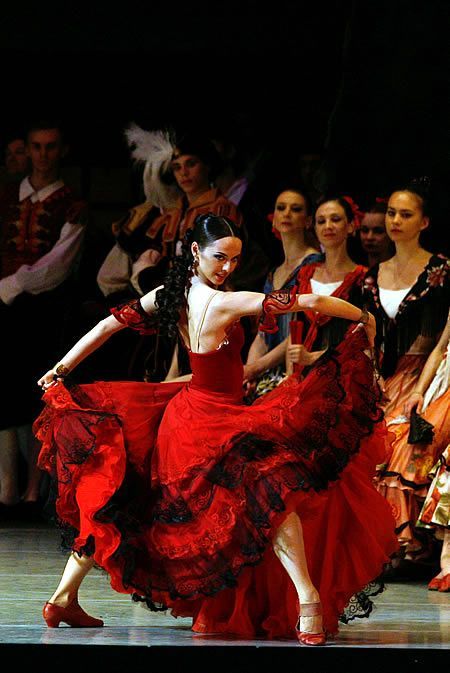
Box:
xmin=110 ymin=298 xmax=158 ymax=334
xmin=259 ymin=285 xmax=299 ymax=334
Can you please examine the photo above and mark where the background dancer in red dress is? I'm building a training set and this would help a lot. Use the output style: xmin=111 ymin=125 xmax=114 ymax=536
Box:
xmin=35 ymin=213 xmax=398 ymax=645
xmin=285 ymin=194 xmax=367 ymax=378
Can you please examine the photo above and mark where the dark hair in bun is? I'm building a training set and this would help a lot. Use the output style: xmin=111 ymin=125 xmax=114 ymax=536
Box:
xmin=396 ymin=176 xmax=431 ymax=216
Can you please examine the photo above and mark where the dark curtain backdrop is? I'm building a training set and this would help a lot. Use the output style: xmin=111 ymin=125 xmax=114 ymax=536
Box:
xmin=323 ymin=0 xmax=449 ymax=251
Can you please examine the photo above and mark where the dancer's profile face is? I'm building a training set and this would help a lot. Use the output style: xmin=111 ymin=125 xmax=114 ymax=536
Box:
xmin=272 ymin=191 xmax=311 ymax=235
xmin=193 ymin=236 xmax=242 ymax=287
xmin=385 ymin=191 xmax=429 ymax=243
xmin=314 ymin=200 xmax=353 ymax=247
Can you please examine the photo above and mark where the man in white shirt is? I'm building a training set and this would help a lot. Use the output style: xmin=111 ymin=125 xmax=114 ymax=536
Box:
xmin=0 ymin=120 xmax=87 ymax=514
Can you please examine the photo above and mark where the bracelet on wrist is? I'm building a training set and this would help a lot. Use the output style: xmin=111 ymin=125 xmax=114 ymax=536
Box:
xmin=358 ymin=308 xmax=370 ymax=325
xmin=53 ymin=363 xmax=70 ymax=379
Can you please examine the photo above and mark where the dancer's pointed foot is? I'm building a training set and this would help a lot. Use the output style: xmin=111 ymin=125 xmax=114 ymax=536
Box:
xmin=43 ymin=601 xmax=104 ymax=628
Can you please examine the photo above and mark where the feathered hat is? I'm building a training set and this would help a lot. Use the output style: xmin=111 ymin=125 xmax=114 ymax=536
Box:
xmin=124 ymin=122 xmax=180 ymax=209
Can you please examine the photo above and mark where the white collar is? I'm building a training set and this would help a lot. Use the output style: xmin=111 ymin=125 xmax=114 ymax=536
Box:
xmin=19 ymin=176 xmax=65 ymax=203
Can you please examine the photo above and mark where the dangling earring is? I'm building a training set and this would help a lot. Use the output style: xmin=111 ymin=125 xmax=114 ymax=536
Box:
xmin=188 ymin=255 xmax=198 ymax=287
xmin=187 ymin=255 xmax=198 ymax=291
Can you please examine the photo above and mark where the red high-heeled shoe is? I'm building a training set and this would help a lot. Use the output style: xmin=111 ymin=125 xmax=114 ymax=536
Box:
xmin=43 ymin=601 xmax=104 ymax=628
xmin=296 ymin=601 xmax=326 ymax=646
xmin=428 ymin=575 xmax=442 ymax=591
xmin=438 ymin=573 xmax=450 ymax=592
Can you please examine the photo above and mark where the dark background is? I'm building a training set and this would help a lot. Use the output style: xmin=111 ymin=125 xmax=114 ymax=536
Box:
xmin=1 ymin=0 xmax=449 ymax=251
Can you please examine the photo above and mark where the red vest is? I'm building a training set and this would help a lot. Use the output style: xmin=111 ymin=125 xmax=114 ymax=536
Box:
xmin=0 ymin=181 xmax=86 ymax=278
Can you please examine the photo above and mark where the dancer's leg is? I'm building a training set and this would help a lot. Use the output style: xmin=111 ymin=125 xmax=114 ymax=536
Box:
xmin=43 ymin=552 xmax=103 ymax=627
xmin=273 ymin=511 xmax=322 ymax=634
xmin=49 ymin=551 xmax=95 ymax=607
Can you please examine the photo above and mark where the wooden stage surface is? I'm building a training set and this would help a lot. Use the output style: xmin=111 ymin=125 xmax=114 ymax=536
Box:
xmin=1 ymin=517 xmax=448 ymax=672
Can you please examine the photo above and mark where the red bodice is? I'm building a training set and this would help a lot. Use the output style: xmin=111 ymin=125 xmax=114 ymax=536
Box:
xmin=188 ymin=322 xmax=244 ymax=399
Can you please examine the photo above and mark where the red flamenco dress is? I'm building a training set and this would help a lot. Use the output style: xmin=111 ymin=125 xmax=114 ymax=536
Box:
xmin=34 ymin=298 xmax=398 ymax=639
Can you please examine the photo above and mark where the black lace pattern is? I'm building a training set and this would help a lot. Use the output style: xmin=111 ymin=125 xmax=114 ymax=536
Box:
xmin=110 ymin=298 xmax=158 ymax=335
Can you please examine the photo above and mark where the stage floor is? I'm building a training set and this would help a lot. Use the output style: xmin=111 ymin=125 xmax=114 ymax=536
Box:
xmin=1 ymin=520 xmax=448 ymax=671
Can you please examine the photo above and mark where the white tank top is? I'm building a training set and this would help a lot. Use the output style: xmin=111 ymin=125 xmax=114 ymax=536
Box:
xmin=310 ymin=279 xmax=342 ymax=297
xmin=379 ymin=286 xmax=412 ymax=319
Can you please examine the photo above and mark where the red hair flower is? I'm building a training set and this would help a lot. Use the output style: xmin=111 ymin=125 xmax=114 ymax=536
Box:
xmin=342 ymin=195 xmax=364 ymax=229
xmin=267 ymin=212 xmax=281 ymax=239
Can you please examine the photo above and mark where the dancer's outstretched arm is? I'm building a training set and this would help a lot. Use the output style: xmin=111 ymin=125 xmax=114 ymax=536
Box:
xmin=37 ymin=286 xmax=161 ymax=390
xmin=218 ymin=290 xmax=375 ymax=344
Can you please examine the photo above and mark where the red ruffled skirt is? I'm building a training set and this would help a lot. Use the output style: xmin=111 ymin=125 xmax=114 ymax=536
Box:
xmin=34 ymin=329 xmax=398 ymax=638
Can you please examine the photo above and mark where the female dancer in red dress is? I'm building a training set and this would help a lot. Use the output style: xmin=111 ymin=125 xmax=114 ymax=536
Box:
xmin=285 ymin=195 xmax=367 ymax=377
xmin=35 ymin=213 xmax=398 ymax=644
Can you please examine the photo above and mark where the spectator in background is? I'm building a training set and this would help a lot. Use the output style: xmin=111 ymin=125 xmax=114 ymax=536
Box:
xmin=3 ymin=133 xmax=30 ymax=183
xmin=285 ymin=195 xmax=367 ymax=378
xmin=70 ymin=125 xmax=184 ymax=384
xmin=96 ymin=125 xmax=181 ymax=306
xmin=356 ymin=199 xmax=395 ymax=267
xmin=0 ymin=119 xmax=87 ymax=517
xmin=387 ymin=309 xmax=450 ymax=585
xmin=363 ymin=178 xmax=449 ymax=569
xmin=244 ymin=185 xmax=321 ymax=400
xmin=131 ymin=130 xmax=241 ymax=289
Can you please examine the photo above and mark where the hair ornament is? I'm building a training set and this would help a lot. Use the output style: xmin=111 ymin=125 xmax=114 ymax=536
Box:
xmin=411 ymin=175 xmax=431 ymax=187
xmin=409 ymin=175 xmax=432 ymax=198
xmin=341 ymin=195 xmax=364 ymax=229
xmin=266 ymin=211 xmax=281 ymax=239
